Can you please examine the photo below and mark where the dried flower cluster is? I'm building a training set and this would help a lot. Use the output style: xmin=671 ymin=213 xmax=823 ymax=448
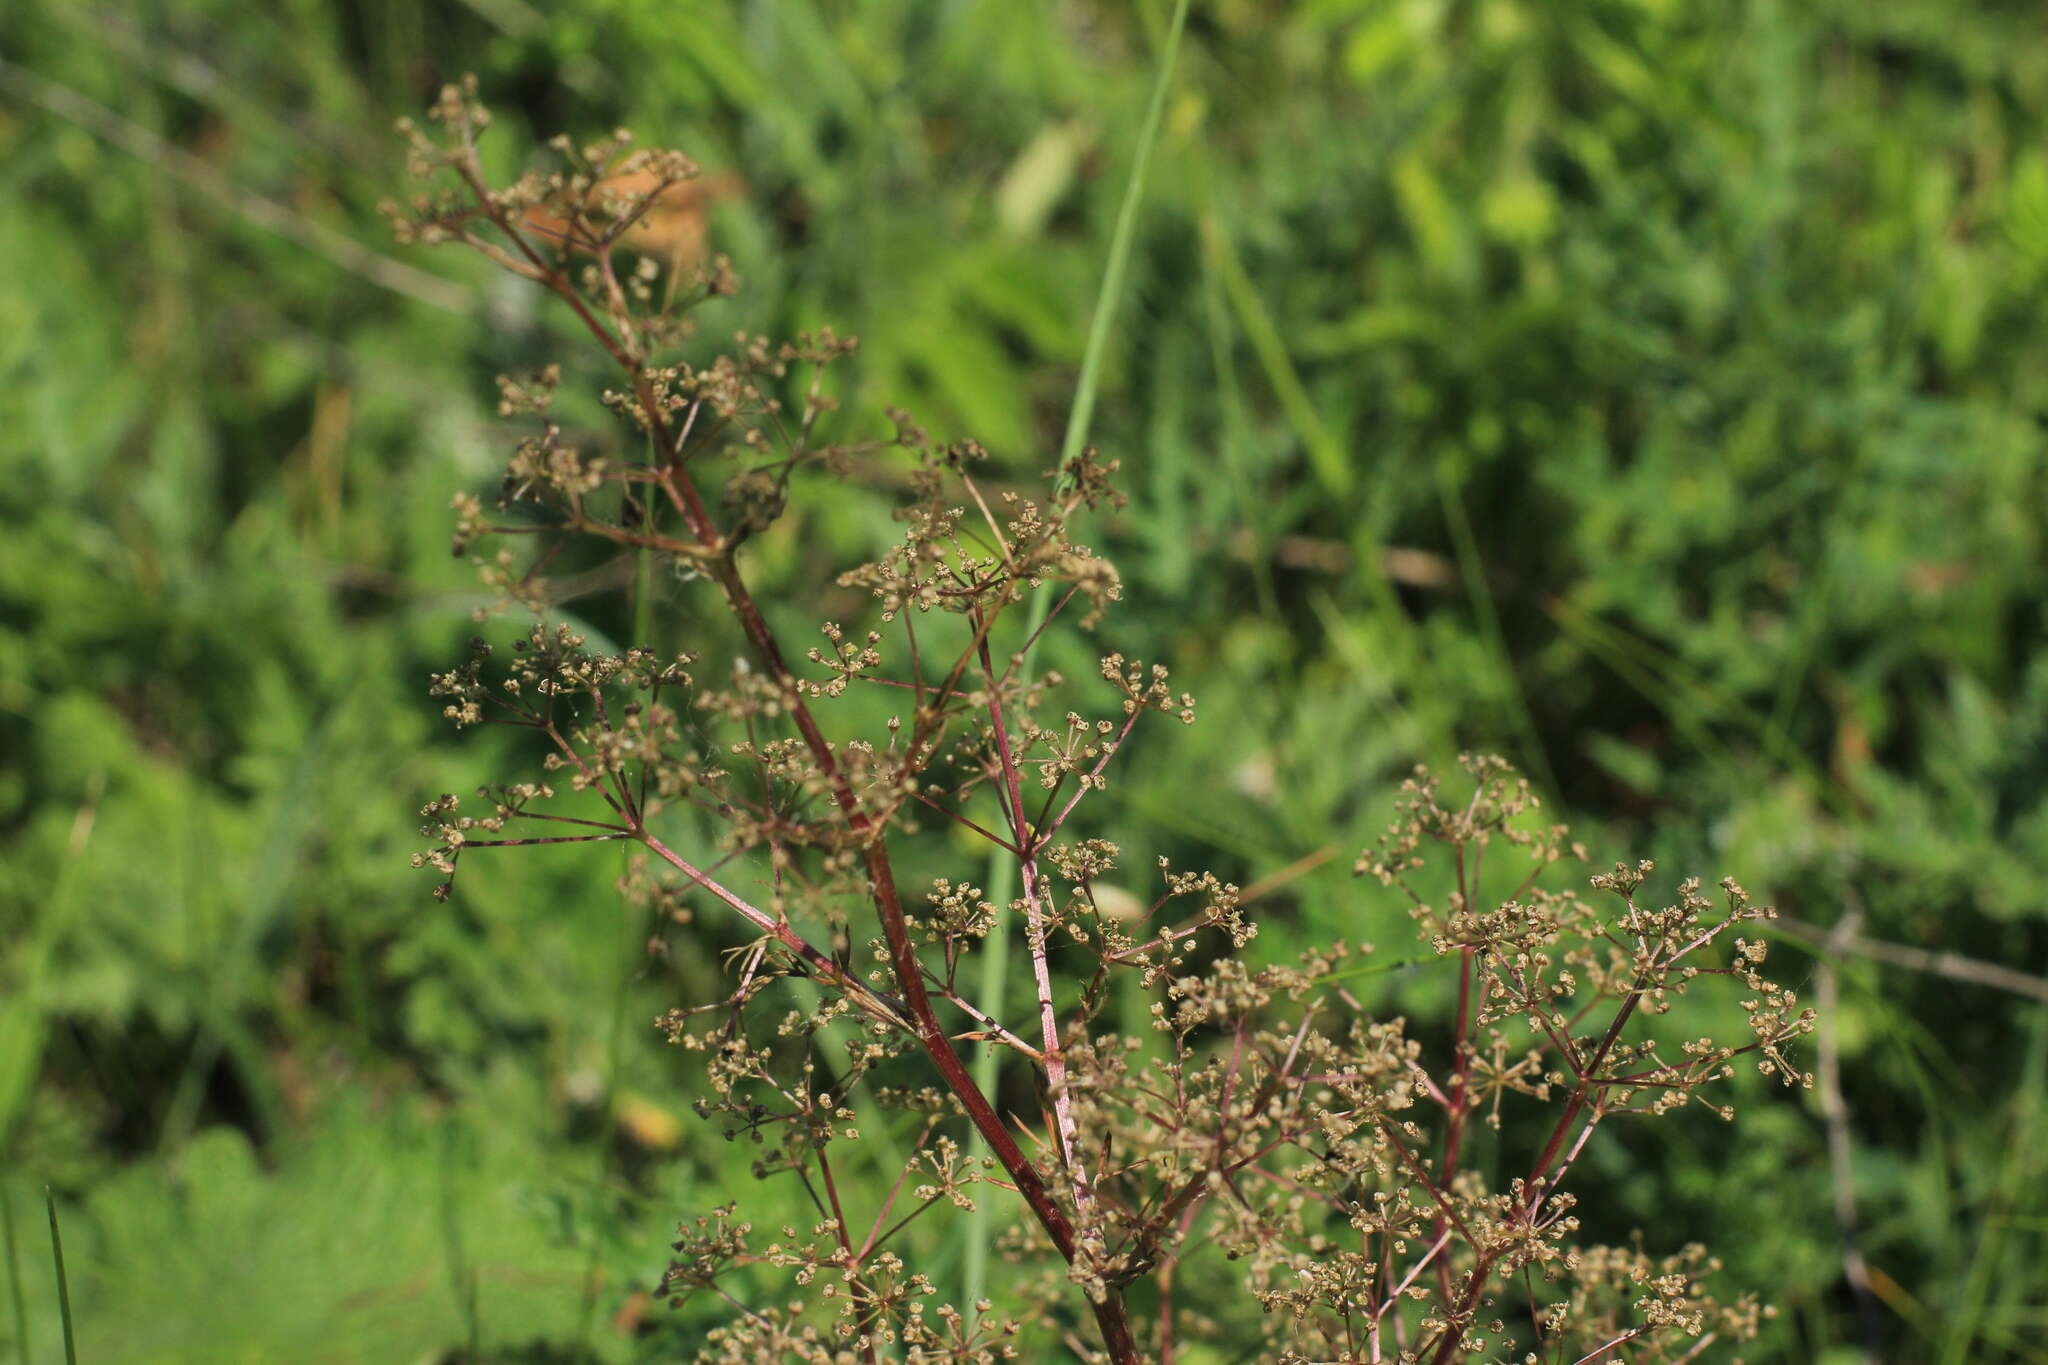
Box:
xmin=394 ymin=81 xmax=1816 ymax=1364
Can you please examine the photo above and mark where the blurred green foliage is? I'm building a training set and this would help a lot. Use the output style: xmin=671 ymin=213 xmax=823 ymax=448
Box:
xmin=2 ymin=0 xmax=2045 ymax=1359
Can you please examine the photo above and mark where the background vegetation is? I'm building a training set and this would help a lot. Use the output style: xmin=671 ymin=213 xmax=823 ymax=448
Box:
xmin=3 ymin=0 xmax=2045 ymax=1359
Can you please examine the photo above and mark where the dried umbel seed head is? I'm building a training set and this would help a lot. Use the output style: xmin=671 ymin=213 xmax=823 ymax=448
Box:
xmin=397 ymin=84 xmax=1813 ymax=1365
xmin=519 ymin=169 xmax=745 ymax=273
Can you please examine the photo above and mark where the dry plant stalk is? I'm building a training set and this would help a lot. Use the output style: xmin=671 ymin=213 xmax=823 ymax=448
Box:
xmin=391 ymin=79 xmax=1818 ymax=1365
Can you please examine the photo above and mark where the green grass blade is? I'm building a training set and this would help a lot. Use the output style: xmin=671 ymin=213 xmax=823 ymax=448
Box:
xmin=1054 ymin=0 xmax=1191 ymax=475
xmin=574 ymin=782 xmax=642 ymax=1354
xmin=962 ymin=0 xmax=1193 ymax=1314
xmin=1194 ymin=158 xmax=1453 ymax=769
xmin=42 ymin=1190 xmax=74 ymax=1365
xmin=1197 ymin=193 xmax=1351 ymax=498
xmin=1938 ymin=1009 xmax=2048 ymax=1365
xmin=1436 ymin=456 xmax=1558 ymax=796
xmin=438 ymin=1125 xmax=481 ymax=1364
xmin=571 ymin=434 xmax=663 ymax=1354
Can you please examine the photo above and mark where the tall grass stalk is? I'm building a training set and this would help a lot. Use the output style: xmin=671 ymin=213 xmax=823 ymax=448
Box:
xmin=41 ymin=1190 xmax=73 ymax=1365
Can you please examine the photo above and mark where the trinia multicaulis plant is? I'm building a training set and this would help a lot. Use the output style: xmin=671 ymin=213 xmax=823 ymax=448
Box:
xmin=391 ymin=78 xmax=1817 ymax=1365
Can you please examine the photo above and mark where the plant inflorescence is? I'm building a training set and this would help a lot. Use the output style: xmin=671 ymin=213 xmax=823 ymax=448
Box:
xmin=392 ymin=79 xmax=1817 ymax=1364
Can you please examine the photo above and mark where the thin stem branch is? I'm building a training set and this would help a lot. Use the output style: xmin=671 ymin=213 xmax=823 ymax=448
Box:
xmin=977 ymin=623 xmax=1091 ymax=1209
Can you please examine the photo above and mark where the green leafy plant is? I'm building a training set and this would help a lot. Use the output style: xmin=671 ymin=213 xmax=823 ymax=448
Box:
xmin=395 ymin=79 xmax=1816 ymax=1363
